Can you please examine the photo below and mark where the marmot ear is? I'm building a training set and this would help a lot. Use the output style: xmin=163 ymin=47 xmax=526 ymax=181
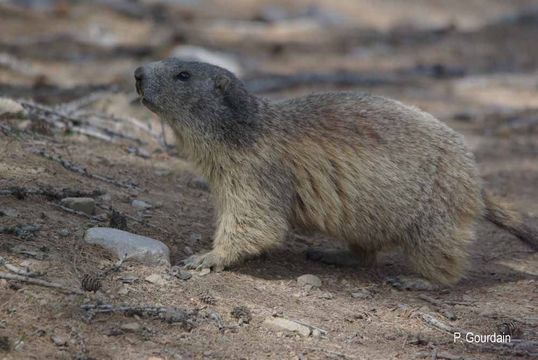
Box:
xmin=215 ymin=75 xmax=232 ymax=92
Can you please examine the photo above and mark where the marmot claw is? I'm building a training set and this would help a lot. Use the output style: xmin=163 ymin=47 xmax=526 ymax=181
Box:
xmin=181 ymin=251 xmax=225 ymax=272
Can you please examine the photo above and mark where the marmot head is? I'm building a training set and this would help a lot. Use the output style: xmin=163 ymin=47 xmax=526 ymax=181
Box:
xmin=135 ymin=59 xmax=258 ymax=145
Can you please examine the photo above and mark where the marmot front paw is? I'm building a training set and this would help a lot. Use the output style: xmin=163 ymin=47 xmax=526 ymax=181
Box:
xmin=181 ymin=251 xmax=226 ymax=272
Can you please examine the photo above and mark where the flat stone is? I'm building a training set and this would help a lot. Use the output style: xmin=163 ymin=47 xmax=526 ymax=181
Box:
xmin=120 ymin=322 xmax=141 ymax=332
xmin=131 ymin=199 xmax=152 ymax=210
xmin=351 ymin=289 xmax=372 ymax=299
xmin=0 ymin=207 xmax=17 ymax=217
xmin=145 ymin=273 xmax=166 ymax=286
xmin=60 ymin=197 xmax=95 ymax=215
xmin=263 ymin=317 xmax=311 ymax=337
xmin=84 ymin=227 xmax=170 ymax=266
xmin=297 ymin=274 xmax=321 ymax=289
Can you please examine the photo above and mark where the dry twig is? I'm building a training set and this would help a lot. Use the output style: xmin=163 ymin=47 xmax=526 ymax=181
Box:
xmin=0 ymin=271 xmax=83 ymax=295
xmin=0 ymin=256 xmax=42 ymax=277
xmin=34 ymin=149 xmax=138 ymax=189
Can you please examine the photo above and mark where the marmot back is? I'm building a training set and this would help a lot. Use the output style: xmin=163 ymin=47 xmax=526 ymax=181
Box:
xmin=135 ymin=59 xmax=537 ymax=289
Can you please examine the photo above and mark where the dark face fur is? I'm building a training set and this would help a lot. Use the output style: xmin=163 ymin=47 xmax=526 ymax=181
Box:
xmin=135 ymin=59 xmax=259 ymax=146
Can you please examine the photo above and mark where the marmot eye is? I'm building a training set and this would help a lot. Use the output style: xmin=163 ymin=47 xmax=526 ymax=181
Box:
xmin=176 ymin=71 xmax=190 ymax=81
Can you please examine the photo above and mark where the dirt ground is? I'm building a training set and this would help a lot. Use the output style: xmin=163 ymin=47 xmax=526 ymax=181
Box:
xmin=1 ymin=1 xmax=537 ymax=359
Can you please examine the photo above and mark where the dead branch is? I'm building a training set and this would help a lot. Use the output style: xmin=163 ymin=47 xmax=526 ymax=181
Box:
xmin=0 ymin=271 xmax=83 ymax=295
xmin=0 ymin=185 xmax=104 ymax=200
xmin=417 ymin=294 xmax=457 ymax=320
xmin=245 ymin=71 xmax=403 ymax=93
xmin=34 ymin=149 xmax=139 ymax=189
xmin=80 ymin=304 xmax=198 ymax=329
xmin=414 ymin=350 xmax=468 ymax=360
xmin=54 ymin=89 xmax=116 ymax=115
xmin=0 ymin=256 xmax=42 ymax=277
xmin=20 ymin=100 xmax=147 ymax=144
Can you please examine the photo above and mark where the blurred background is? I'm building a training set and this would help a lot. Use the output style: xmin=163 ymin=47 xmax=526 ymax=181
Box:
xmin=1 ymin=1 xmax=537 ymax=359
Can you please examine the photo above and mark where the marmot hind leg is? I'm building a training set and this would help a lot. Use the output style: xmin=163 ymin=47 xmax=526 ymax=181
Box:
xmin=398 ymin=224 xmax=474 ymax=288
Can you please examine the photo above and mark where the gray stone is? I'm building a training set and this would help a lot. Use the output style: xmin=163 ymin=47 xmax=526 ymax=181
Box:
xmin=297 ymin=274 xmax=321 ymax=289
xmin=263 ymin=317 xmax=311 ymax=337
xmin=184 ymin=246 xmax=193 ymax=256
xmin=50 ymin=335 xmax=67 ymax=347
xmin=120 ymin=322 xmax=141 ymax=332
xmin=84 ymin=227 xmax=170 ymax=266
xmin=190 ymin=233 xmax=202 ymax=242
xmin=131 ymin=199 xmax=152 ymax=210
xmin=60 ymin=197 xmax=95 ymax=215
xmin=351 ymin=289 xmax=372 ymax=299
xmin=58 ymin=229 xmax=70 ymax=237
xmin=0 ymin=207 xmax=17 ymax=217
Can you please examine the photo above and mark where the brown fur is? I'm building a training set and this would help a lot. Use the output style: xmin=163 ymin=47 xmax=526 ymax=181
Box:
xmin=136 ymin=60 xmax=537 ymax=285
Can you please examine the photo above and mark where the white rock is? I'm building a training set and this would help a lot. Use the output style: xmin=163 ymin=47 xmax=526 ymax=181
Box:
xmin=0 ymin=98 xmax=24 ymax=116
xmin=297 ymin=274 xmax=321 ymax=288
xmin=84 ymin=227 xmax=170 ymax=266
xmin=263 ymin=317 xmax=311 ymax=337
xmin=61 ymin=197 xmax=95 ymax=215
xmin=171 ymin=46 xmax=243 ymax=76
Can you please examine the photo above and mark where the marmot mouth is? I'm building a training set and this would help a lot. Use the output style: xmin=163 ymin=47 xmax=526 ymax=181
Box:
xmin=141 ymin=97 xmax=159 ymax=113
xmin=135 ymin=81 xmax=143 ymax=96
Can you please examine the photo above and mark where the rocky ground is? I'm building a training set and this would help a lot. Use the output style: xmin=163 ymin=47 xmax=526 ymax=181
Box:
xmin=0 ymin=1 xmax=537 ymax=359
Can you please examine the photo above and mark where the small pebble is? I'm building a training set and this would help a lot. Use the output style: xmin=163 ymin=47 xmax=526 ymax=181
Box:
xmin=297 ymin=274 xmax=321 ymax=289
xmin=131 ymin=199 xmax=152 ymax=210
xmin=117 ymin=286 xmax=129 ymax=295
xmin=351 ymin=289 xmax=372 ymax=299
xmin=199 ymin=268 xmax=211 ymax=276
xmin=190 ymin=233 xmax=202 ymax=242
xmin=50 ymin=335 xmax=67 ymax=347
xmin=58 ymin=229 xmax=70 ymax=237
xmin=184 ymin=246 xmax=193 ymax=256
xmin=120 ymin=322 xmax=141 ymax=332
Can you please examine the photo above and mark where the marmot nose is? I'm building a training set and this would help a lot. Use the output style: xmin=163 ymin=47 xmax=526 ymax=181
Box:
xmin=134 ymin=66 xmax=145 ymax=81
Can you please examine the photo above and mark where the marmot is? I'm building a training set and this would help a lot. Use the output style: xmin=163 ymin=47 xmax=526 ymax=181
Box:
xmin=135 ymin=59 xmax=537 ymax=288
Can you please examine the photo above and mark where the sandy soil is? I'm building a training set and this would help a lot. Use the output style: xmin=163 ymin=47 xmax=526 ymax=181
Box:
xmin=0 ymin=1 xmax=537 ymax=359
